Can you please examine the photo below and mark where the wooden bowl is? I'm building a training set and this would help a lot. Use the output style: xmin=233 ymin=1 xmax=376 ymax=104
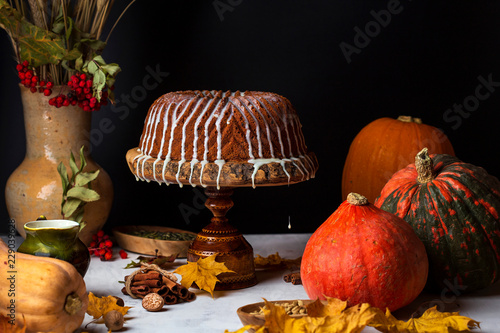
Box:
xmin=237 ymin=300 xmax=312 ymax=331
xmin=112 ymin=225 xmax=197 ymax=258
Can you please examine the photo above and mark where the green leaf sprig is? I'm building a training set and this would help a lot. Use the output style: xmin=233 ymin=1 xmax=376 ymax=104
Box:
xmin=57 ymin=146 xmax=100 ymax=231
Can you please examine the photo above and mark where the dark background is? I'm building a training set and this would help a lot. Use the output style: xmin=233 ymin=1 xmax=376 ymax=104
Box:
xmin=1 ymin=0 xmax=500 ymax=236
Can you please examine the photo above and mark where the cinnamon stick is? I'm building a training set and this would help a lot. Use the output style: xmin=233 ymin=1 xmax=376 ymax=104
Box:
xmin=162 ymin=276 xmax=181 ymax=294
xmin=133 ymin=271 xmax=162 ymax=281
xmin=183 ymin=291 xmax=196 ymax=302
xmin=123 ymin=266 xmax=197 ymax=304
xmin=164 ymin=293 xmax=178 ymax=305
xmin=283 ymin=272 xmax=302 ymax=285
xmin=131 ymin=279 xmax=162 ymax=287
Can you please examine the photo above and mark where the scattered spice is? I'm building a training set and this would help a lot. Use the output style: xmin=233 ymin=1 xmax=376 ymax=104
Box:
xmin=251 ymin=300 xmax=307 ymax=316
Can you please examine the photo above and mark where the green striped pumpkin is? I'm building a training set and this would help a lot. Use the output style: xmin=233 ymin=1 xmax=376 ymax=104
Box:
xmin=375 ymin=148 xmax=500 ymax=292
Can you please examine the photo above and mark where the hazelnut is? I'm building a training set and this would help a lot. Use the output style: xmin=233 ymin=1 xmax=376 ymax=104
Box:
xmin=142 ymin=293 xmax=165 ymax=312
xmin=104 ymin=310 xmax=124 ymax=331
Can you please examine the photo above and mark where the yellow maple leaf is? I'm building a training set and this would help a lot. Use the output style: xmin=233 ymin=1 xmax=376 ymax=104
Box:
xmin=174 ymin=254 xmax=235 ymax=298
xmin=86 ymin=292 xmax=132 ymax=319
xmin=0 ymin=314 xmax=26 ymax=333
xmin=306 ymin=297 xmax=348 ymax=317
xmin=370 ymin=306 xmax=480 ymax=333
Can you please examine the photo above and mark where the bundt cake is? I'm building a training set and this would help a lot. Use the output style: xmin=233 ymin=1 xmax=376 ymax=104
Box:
xmin=126 ymin=90 xmax=318 ymax=188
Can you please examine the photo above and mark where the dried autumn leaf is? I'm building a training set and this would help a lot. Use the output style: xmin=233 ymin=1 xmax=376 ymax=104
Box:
xmin=174 ymin=254 xmax=235 ymax=297
xmin=254 ymin=252 xmax=301 ymax=270
xmin=0 ymin=314 xmax=26 ymax=333
xmin=86 ymin=292 xmax=131 ymax=319
xmin=224 ymin=325 xmax=260 ymax=333
xmin=125 ymin=253 xmax=178 ymax=269
xmin=370 ymin=306 xmax=480 ymax=333
xmin=227 ymin=298 xmax=377 ymax=333
xmin=306 ymin=297 xmax=348 ymax=317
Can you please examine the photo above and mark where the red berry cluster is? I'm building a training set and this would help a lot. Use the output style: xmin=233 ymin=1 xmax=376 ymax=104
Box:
xmin=16 ymin=60 xmax=54 ymax=96
xmin=48 ymin=73 xmax=109 ymax=111
xmin=89 ymin=230 xmax=114 ymax=261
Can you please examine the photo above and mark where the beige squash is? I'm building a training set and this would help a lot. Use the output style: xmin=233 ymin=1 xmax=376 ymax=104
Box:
xmin=0 ymin=239 xmax=88 ymax=332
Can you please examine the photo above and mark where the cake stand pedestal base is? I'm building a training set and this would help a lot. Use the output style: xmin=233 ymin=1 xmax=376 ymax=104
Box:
xmin=187 ymin=187 xmax=257 ymax=290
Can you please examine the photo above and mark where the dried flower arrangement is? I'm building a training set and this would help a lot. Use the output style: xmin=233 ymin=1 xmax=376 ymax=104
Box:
xmin=0 ymin=0 xmax=135 ymax=111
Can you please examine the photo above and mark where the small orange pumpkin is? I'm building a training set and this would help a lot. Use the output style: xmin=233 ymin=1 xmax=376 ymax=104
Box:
xmin=342 ymin=116 xmax=455 ymax=203
xmin=301 ymin=193 xmax=428 ymax=311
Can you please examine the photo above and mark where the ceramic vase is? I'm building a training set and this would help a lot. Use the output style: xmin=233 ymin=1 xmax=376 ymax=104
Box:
xmin=17 ymin=220 xmax=90 ymax=277
xmin=5 ymin=85 xmax=114 ymax=245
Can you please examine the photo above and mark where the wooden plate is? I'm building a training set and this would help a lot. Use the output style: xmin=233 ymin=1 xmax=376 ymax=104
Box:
xmin=112 ymin=225 xmax=197 ymax=258
xmin=237 ymin=299 xmax=313 ymax=330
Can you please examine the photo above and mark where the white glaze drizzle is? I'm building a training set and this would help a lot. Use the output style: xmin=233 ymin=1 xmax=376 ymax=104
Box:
xmin=228 ymin=99 xmax=255 ymax=160
xmin=247 ymin=97 xmax=274 ymax=158
xmin=148 ymin=104 xmax=166 ymax=182
xmin=248 ymin=158 xmax=283 ymax=188
xmin=199 ymin=160 xmax=209 ymax=188
xmin=190 ymin=98 xmax=220 ymax=186
xmin=176 ymin=97 xmax=203 ymax=187
xmin=237 ymin=97 xmax=263 ymax=158
xmin=189 ymin=158 xmax=199 ymax=187
xmin=214 ymin=159 xmax=225 ymax=189
xmin=256 ymin=97 xmax=291 ymax=182
xmin=212 ymin=99 xmax=230 ymax=189
xmin=158 ymin=103 xmax=173 ymax=184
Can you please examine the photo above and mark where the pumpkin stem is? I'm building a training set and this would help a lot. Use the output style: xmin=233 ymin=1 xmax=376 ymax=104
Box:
xmin=415 ymin=148 xmax=435 ymax=183
xmin=347 ymin=193 xmax=368 ymax=206
xmin=64 ymin=292 xmax=83 ymax=316
xmin=397 ymin=115 xmax=423 ymax=124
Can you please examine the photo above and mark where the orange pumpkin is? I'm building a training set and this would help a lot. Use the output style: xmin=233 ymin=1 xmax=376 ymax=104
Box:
xmin=301 ymin=193 xmax=428 ymax=311
xmin=341 ymin=116 xmax=455 ymax=203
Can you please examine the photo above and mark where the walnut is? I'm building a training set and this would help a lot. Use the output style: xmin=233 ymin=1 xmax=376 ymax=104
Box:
xmin=142 ymin=293 xmax=165 ymax=312
xmin=104 ymin=310 xmax=124 ymax=331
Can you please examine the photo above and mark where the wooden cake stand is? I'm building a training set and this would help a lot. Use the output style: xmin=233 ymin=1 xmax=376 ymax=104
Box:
xmin=126 ymin=148 xmax=318 ymax=290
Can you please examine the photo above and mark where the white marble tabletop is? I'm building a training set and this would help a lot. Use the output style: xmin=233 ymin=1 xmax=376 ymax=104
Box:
xmin=3 ymin=233 xmax=500 ymax=332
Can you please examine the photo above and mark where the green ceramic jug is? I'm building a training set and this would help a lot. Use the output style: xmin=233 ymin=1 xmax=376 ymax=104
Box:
xmin=17 ymin=220 xmax=90 ymax=277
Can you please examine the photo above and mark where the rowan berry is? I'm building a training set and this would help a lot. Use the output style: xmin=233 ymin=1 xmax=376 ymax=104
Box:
xmin=103 ymin=251 xmax=113 ymax=261
xmin=119 ymin=250 xmax=128 ymax=259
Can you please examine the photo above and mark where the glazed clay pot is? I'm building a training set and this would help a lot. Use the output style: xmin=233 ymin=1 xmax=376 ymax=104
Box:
xmin=5 ymin=85 xmax=114 ymax=245
xmin=17 ymin=220 xmax=91 ymax=277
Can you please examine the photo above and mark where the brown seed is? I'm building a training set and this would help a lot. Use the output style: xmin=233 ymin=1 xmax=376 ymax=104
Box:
xmin=142 ymin=293 xmax=165 ymax=312
xmin=104 ymin=310 xmax=124 ymax=331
